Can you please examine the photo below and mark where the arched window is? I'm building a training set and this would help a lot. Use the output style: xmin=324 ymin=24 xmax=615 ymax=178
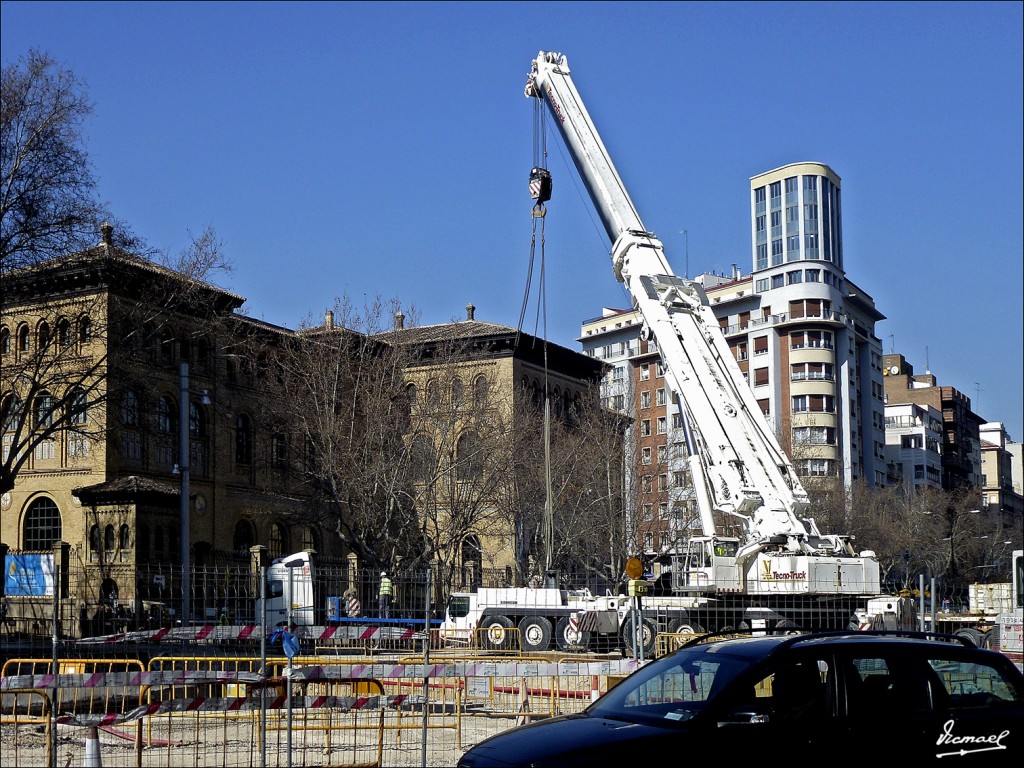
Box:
xmin=269 ymin=523 xmax=287 ymax=559
xmin=233 ymin=520 xmax=255 ymax=552
xmin=456 ymin=432 xmax=484 ymax=481
xmin=122 ymin=390 xmax=139 ymax=427
xmin=159 ymin=328 xmax=175 ymax=362
xmin=57 ymin=319 xmax=71 ymax=349
xmin=104 ymin=524 xmax=115 ymax=552
xmin=0 ymin=326 xmax=9 ymax=355
xmin=23 ymin=497 xmax=61 ymax=550
xmin=302 ymin=526 xmax=320 ymax=553
xmin=34 ymin=392 xmax=55 ymax=428
xmin=410 ymin=434 xmax=436 ymax=482
xmin=189 ymin=402 xmax=205 ymax=437
xmin=2 ymin=394 xmax=23 ymax=431
xmin=68 ymin=388 xmax=88 ymax=425
xmin=474 ymin=375 xmax=488 ymax=407
xmin=235 ymin=414 xmax=252 ymax=464
xmin=156 ymin=396 xmax=174 ymax=433
xmin=37 ymin=321 xmax=50 ymax=352
xmin=90 ymin=524 xmax=101 ymax=552
xmin=425 ymin=379 xmax=439 ymax=408
xmin=78 ymin=316 xmax=92 ymax=344
xmin=18 ymin=325 xmax=30 ymax=353
xmin=451 ymin=378 xmax=464 ymax=409
xmin=119 ymin=524 xmax=130 ymax=550
xmin=195 ymin=337 xmax=210 ymax=370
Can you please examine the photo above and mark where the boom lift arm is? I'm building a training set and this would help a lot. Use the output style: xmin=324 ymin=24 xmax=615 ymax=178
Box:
xmin=526 ymin=51 xmax=822 ymax=558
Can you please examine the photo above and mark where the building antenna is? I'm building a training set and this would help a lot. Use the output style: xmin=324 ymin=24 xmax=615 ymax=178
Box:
xmin=888 ymin=334 xmax=894 ymax=354
xmin=925 ymin=346 xmax=930 ymax=374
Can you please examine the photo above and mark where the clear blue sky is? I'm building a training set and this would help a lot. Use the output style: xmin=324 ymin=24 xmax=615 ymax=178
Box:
xmin=3 ymin=1 xmax=1022 ymax=440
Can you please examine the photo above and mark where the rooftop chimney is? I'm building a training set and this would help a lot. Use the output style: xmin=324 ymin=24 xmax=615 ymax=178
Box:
xmin=324 ymin=310 xmax=334 ymax=330
xmin=395 ymin=310 xmax=405 ymax=330
xmin=100 ymin=221 xmax=113 ymax=250
xmin=731 ymin=264 xmax=740 ymax=280
xmin=466 ymin=303 xmax=475 ymax=321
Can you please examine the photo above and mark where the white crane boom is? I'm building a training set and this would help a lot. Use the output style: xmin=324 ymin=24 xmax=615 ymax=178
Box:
xmin=526 ymin=51 xmax=818 ymax=556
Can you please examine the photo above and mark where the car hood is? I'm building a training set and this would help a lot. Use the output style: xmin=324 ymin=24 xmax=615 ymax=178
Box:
xmin=457 ymin=712 xmax=682 ymax=768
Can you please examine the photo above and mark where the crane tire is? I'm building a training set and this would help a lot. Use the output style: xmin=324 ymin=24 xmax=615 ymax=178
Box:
xmin=480 ymin=615 xmax=514 ymax=651
xmin=518 ymin=615 xmax=553 ymax=652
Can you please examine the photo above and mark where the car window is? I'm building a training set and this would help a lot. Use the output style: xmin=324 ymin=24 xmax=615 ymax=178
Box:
xmin=845 ymin=653 xmax=932 ymax=716
xmin=591 ymin=650 xmax=747 ymax=724
xmin=926 ymin=657 xmax=1020 ymax=708
xmin=745 ymin=657 xmax=832 ymax=723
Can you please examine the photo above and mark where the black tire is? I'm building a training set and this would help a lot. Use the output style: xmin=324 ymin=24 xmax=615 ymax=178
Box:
xmin=518 ymin=615 xmax=553 ymax=653
xmin=983 ymin=626 xmax=1000 ymax=651
xmin=554 ymin=615 xmax=591 ymax=652
xmin=774 ymin=619 xmax=802 ymax=635
xmin=666 ymin=617 xmax=705 ymax=634
xmin=480 ymin=615 xmax=514 ymax=651
xmin=665 ymin=618 xmax=704 ymax=650
xmin=621 ymin=615 xmax=657 ymax=658
xmin=954 ymin=627 xmax=984 ymax=648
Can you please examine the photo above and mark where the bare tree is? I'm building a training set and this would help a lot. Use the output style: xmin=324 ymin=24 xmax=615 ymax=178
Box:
xmin=1 ymin=47 xmax=233 ymax=496
xmin=273 ymin=296 xmax=426 ymax=573
xmin=1 ymin=49 xmax=110 ymax=269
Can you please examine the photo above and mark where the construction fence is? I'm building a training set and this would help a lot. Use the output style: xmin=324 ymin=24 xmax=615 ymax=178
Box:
xmin=0 ymin=650 xmax=641 ymax=768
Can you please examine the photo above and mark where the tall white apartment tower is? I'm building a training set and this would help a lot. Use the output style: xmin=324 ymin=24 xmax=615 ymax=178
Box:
xmin=713 ymin=162 xmax=888 ymax=488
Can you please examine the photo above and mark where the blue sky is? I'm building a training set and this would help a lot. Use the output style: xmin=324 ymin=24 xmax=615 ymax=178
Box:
xmin=3 ymin=1 xmax=1022 ymax=440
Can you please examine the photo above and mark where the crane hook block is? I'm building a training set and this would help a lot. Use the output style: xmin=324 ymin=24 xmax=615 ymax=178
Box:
xmin=529 ymin=167 xmax=552 ymax=203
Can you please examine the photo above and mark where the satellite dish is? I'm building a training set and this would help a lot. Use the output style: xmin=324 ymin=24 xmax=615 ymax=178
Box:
xmin=889 ymin=366 xmax=899 ymax=375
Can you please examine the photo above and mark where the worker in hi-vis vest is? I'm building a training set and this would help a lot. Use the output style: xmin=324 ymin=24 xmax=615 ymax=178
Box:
xmin=378 ymin=572 xmax=393 ymax=618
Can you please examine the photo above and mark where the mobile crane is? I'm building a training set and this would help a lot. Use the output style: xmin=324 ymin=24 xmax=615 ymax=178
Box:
xmin=525 ymin=51 xmax=884 ymax=652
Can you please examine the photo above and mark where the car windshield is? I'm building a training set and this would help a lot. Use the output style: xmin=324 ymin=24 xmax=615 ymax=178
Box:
xmin=587 ymin=644 xmax=750 ymax=726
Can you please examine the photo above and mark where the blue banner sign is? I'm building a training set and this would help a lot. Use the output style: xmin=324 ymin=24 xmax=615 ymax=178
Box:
xmin=4 ymin=553 xmax=55 ymax=596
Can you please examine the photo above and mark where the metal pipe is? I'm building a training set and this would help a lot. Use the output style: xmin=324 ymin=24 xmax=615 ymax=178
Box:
xmin=179 ymin=362 xmax=191 ymax=627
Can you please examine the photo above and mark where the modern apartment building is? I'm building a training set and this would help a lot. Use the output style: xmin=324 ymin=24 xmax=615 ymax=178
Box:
xmin=881 ymin=353 xmax=983 ymax=490
xmin=580 ymin=162 xmax=890 ymax=557
xmin=882 ymin=401 xmax=944 ymax=491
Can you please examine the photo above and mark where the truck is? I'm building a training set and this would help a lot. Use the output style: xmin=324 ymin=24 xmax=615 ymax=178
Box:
xmin=523 ymin=50 xmax=888 ymax=655
xmin=440 ymin=586 xmax=614 ymax=652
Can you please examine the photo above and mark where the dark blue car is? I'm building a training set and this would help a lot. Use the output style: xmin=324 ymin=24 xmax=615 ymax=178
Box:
xmin=457 ymin=631 xmax=1024 ymax=766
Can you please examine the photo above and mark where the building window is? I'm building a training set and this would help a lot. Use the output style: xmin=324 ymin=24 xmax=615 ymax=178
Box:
xmin=235 ymin=414 xmax=252 ymax=465
xmin=656 ymin=388 xmax=666 ymax=406
xmin=771 ymin=274 xmax=784 ymax=289
xmin=657 ymin=416 xmax=667 ymax=434
xmin=271 ymin=432 xmax=289 ymax=469
xmin=640 ymin=364 xmax=650 ymax=381
xmin=269 ymin=523 xmax=287 ymax=559
xmin=658 ymin=474 xmax=668 ymax=491
xmin=34 ymin=393 xmax=55 ymax=428
xmin=642 ymin=446 xmax=652 ymax=465
xmin=805 ymin=269 xmax=821 ymax=283
xmin=457 ymin=431 xmax=484 ymax=480
xmin=642 ymin=504 xmax=653 ymax=521
xmin=787 ymin=269 xmax=802 ymax=284
xmin=23 ymin=497 xmax=61 ymax=551
xmin=754 ymin=336 xmax=768 ymax=356
xmin=641 ymin=390 xmax=651 ymax=409
xmin=657 ymin=445 xmax=668 ymax=463
xmin=755 ymin=278 xmax=769 ymax=292
xmin=233 ymin=520 xmax=255 ymax=552
xmin=754 ymin=367 xmax=769 ymax=386
xmin=451 ymin=377 xmax=464 ymax=409
xmin=69 ymin=389 xmax=88 ymax=425
xmin=642 ymin=476 xmax=653 ymax=494
xmin=659 ymin=501 xmax=668 ymax=519
xmin=119 ymin=524 xmax=130 ymax=550
xmin=405 ymin=383 xmax=417 ymax=414
xmin=756 ymin=244 xmax=768 ymax=270
xmin=641 ymin=419 xmax=651 ymax=437
xmin=473 ymin=375 xmax=488 ymax=407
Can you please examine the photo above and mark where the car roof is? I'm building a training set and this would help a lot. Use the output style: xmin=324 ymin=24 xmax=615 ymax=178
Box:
xmin=681 ymin=630 xmax=992 ymax=661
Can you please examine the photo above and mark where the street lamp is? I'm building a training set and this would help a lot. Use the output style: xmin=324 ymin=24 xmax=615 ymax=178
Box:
xmin=176 ymin=361 xmax=210 ymax=627
xmin=283 ymin=556 xmax=304 ymax=768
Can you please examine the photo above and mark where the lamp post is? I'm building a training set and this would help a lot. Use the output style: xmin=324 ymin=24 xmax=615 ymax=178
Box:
xmin=177 ymin=361 xmax=211 ymax=628
xmin=179 ymin=362 xmax=191 ymax=627
xmin=283 ymin=556 xmax=304 ymax=768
